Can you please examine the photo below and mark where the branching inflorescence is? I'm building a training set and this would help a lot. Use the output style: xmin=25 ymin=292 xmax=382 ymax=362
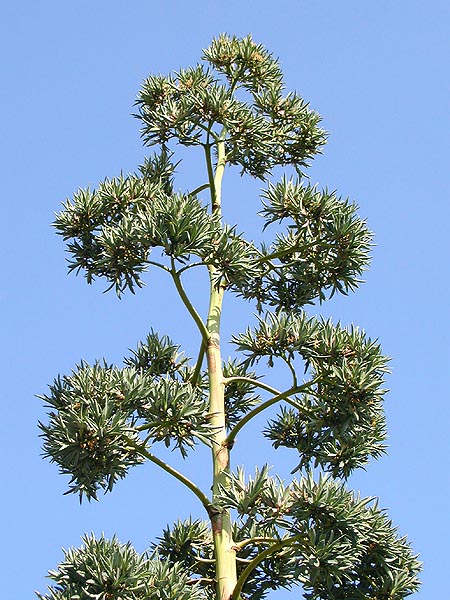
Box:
xmin=38 ymin=35 xmax=420 ymax=600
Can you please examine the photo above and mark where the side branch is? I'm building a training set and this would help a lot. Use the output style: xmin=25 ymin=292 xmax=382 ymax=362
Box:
xmin=146 ymin=260 xmax=171 ymax=272
xmin=171 ymin=259 xmax=210 ymax=343
xmin=129 ymin=441 xmax=212 ymax=513
xmin=191 ymin=341 xmax=206 ymax=385
xmin=257 ymin=240 xmax=322 ymax=264
xmin=190 ymin=182 xmax=211 ymax=197
xmin=204 ymin=143 xmax=217 ymax=210
xmin=233 ymin=537 xmax=277 ymax=551
xmin=177 ymin=261 xmax=205 ymax=276
xmin=223 ymin=376 xmax=280 ymax=397
xmin=225 ymin=379 xmax=317 ymax=446
xmin=257 ymin=246 xmax=299 ymax=264
xmin=282 ymin=356 xmax=298 ymax=388
xmin=231 ymin=535 xmax=304 ymax=600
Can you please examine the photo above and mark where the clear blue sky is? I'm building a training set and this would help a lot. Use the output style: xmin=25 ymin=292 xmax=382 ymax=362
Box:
xmin=1 ymin=1 xmax=449 ymax=597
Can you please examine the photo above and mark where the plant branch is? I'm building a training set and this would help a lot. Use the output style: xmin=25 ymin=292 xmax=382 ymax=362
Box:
xmin=176 ymin=261 xmax=206 ymax=275
xmin=128 ymin=440 xmax=212 ymax=512
xmin=223 ymin=376 xmax=281 ymax=397
xmin=231 ymin=535 xmax=304 ymax=600
xmin=282 ymin=357 xmax=298 ymax=388
xmin=171 ymin=259 xmax=210 ymax=343
xmin=235 ymin=557 xmax=252 ymax=563
xmin=225 ymin=379 xmax=317 ymax=446
xmin=252 ymin=246 xmax=285 ymax=277
xmin=196 ymin=120 xmax=220 ymax=141
xmin=233 ymin=537 xmax=276 ymax=551
xmin=204 ymin=143 xmax=217 ymax=211
xmin=187 ymin=577 xmax=215 ymax=585
xmin=146 ymin=260 xmax=171 ymax=272
xmin=258 ymin=239 xmax=336 ymax=265
xmin=196 ymin=557 xmax=216 ymax=564
xmin=258 ymin=246 xmax=299 ymax=263
xmin=191 ymin=341 xmax=206 ymax=386
xmin=190 ymin=183 xmax=211 ymax=197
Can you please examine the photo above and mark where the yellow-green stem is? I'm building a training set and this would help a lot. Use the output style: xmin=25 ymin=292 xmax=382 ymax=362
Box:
xmin=206 ymin=135 xmax=237 ymax=600
xmin=213 ymin=137 xmax=226 ymax=212
xmin=207 ymin=276 xmax=237 ymax=600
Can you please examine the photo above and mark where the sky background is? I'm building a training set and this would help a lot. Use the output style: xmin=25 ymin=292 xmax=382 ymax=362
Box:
xmin=1 ymin=1 xmax=449 ymax=598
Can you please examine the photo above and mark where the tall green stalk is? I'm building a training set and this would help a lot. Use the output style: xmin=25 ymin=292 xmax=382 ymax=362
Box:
xmin=205 ymin=138 xmax=237 ymax=600
xmin=38 ymin=34 xmax=421 ymax=600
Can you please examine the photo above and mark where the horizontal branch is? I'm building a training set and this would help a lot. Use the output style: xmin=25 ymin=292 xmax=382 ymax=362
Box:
xmin=187 ymin=577 xmax=215 ymax=585
xmin=146 ymin=260 xmax=171 ymax=272
xmin=258 ymin=239 xmax=329 ymax=265
xmin=258 ymin=246 xmax=299 ymax=263
xmin=233 ymin=536 xmax=277 ymax=551
xmin=176 ymin=261 xmax=206 ymax=275
xmin=223 ymin=376 xmax=280 ymax=397
xmin=235 ymin=557 xmax=252 ymax=563
xmin=195 ymin=557 xmax=216 ymax=564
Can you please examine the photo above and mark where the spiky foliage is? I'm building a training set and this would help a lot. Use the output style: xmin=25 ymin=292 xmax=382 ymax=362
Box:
xmin=38 ymin=34 xmax=420 ymax=600
xmin=233 ymin=311 xmax=389 ymax=477
xmin=36 ymin=533 xmax=207 ymax=600
xmin=216 ymin=469 xmax=420 ymax=600
xmin=39 ymin=336 xmax=212 ymax=500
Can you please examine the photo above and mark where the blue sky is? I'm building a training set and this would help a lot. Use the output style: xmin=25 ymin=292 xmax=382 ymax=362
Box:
xmin=1 ymin=1 xmax=449 ymax=597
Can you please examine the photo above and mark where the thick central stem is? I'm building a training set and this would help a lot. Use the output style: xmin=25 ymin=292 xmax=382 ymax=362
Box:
xmin=205 ymin=136 xmax=237 ymax=600
xmin=207 ymin=275 xmax=237 ymax=600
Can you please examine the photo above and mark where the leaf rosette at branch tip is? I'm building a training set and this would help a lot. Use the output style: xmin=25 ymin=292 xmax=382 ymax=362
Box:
xmin=202 ymin=33 xmax=284 ymax=93
xmin=202 ymin=34 xmax=327 ymax=176
xmin=124 ymin=329 xmax=189 ymax=376
xmin=54 ymin=171 xmax=163 ymax=295
xmin=135 ymin=33 xmax=326 ymax=179
xmin=233 ymin=311 xmax=389 ymax=477
xmin=38 ymin=362 xmax=149 ymax=500
xmin=39 ymin=340 xmax=215 ymax=499
xmin=36 ymin=533 xmax=208 ymax=600
xmin=151 ymin=516 xmax=300 ymax=600
xmin=207 ymin=225 xmax=265 ymax=291
xmin=240 ymin=178 xmax=373 ymax=311
xmin=152 ymin=518 xmax=214 ymax=575
xmin=54 ymin=166 xmax=226 ymax=295
xmin=136 ymin=377 xmax=214 ymax=457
